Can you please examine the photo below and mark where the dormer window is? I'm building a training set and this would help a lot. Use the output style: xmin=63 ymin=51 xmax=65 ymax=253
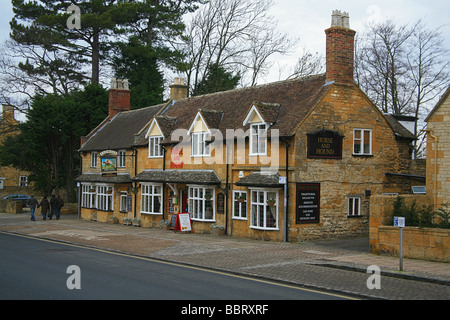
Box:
xmin=250 ymin=123 xmax=268 ymax=156
xmin=192 ymin=132 xmax=210 ymax=157
xmin=149 ymin=136 xmax=163 ymax=158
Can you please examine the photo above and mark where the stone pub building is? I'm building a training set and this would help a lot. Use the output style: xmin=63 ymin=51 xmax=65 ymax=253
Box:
xmin=76 ymin=11 xmax=417 ymax=241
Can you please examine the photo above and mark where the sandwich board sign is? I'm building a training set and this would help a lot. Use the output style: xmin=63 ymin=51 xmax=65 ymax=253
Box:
xmin=173 ymin=213 xmax=192 ymax=234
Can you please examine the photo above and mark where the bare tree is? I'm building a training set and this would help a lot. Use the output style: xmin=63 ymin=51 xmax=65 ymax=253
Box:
xmin=286 ymin=46 xmax=324 ymax=80
xmin=182 ymin=0 xmax=294 ymax=92
xmin=406 ymin=20 xmax=450 ymax=157
xmin=355 ymin=18 xmax=450 ymax=158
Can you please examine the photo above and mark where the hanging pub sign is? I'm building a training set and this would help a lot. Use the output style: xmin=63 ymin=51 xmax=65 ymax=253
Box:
xmin=296 ymin=183 xmax=320 ymax=224
xmin=101 ymin=156 xmax=117 ymax=172
xmin=307 ymin=130 xmax=343 ymax=159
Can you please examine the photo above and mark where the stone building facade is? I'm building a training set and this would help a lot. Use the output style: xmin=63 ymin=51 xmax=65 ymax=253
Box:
xmin=76 ymin=11 xmax=417 ymax=241
xmin=0 ymin=104 xmax=30 ymax=190
xmin=425 ymin=86 xmax=450 ymax=207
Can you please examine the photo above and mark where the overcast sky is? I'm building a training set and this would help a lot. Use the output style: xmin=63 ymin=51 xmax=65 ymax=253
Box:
xmin=1 ymin=0 xmax=449 ymax=84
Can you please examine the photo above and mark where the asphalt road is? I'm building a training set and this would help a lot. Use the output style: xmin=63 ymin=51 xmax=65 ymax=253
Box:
xmin=0 ymin=233 xmax=352 ymax=302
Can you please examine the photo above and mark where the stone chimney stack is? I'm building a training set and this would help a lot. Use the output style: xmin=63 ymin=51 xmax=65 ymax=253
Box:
xmin=109 ymin=78 xmax=131 ymax=118
xmin=2 ymin=104 xmax=15 ymax=123
xmin=325 ymin=10 xmax=356 ymax=85
xmin=169 ymin=77 xmax=188 ymax=101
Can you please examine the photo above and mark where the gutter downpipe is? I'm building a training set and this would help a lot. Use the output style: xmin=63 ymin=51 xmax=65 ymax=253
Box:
xmin=422 ymin=130 xmax=439 ymax=208
xmin=424 ymin=130 xmax=438 ymax=207
xmin=284 ymin=138 xmax=290 ymax=243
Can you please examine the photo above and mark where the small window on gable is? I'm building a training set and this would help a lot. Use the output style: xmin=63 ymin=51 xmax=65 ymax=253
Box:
xmin=353 ymin=129 xmax=372 ymax=155
xmin=243 ymin=105 xmax=268 ymax=156
xmin=149 ymin=136 xmax=164 ymax=158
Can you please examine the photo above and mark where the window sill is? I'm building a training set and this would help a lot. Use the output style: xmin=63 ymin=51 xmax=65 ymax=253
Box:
xmin=232 ymin=217 xmax=248 ymax=221
xmin=347 ymin=215 xmax=363 ymax=218
xmin=141 ymin=212 xmax=163 ymax=215
xmin=250 ymin=226 xmax=279 ymax=231
xmin=191 ymin=218 xmax=215 ymax=223
xmin=352 ymin=154 xmax=373 ymax=157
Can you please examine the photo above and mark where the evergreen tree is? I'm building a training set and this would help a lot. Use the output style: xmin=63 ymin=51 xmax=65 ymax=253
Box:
xmin=193 ymin=64 xmax=241 ymax=96
xmin=0 ymin=85 xmax=108 ymax=199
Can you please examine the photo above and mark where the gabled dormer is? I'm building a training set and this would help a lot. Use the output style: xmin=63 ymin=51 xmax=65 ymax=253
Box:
xmin=187 ymin=109 xmax=224 ymax=157
xmin=243 ymin=102 xmax=281 ymax=156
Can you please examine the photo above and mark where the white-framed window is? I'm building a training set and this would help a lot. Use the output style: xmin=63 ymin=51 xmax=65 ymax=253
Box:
xmin=149 ymin=136 xmax=164 ymax=158
xmin=188 ymin=185 xmax=214 ymax=221
xmin=96 ymin=185 xmax=113 ymax=211
xmin=118 ymin=150 xmax=126 ymax=168
xmin=353 ymin=129 xmax=372 ymax=155
xmin=81 ymin=184 xmax=96 ymax=208
xmin=250 ymin=123 xmax=267 ymax=155
xmin=192 ymin=132 xmax=210 ymax=157
xmin=250 ymin=189 xmax=278 ymax=230
xmin=233 ymin=190 xmax=247 ymax=219
xmin=141 ymin=183 xmax=162 ymax=214
xmin=19 ymin=176 xmax=28 ymax=187
xmin=348 ymin=196 xmax=361 ymax=216
xmin=120 ymin=192 xmax=128 ymax=212
xmin=90 ymin=152 xmax=97 ymax=168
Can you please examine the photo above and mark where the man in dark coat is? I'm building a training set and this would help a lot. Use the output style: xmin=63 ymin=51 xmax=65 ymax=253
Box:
xmin=27 ymin=194 xmax=38 ymax=221
xmin=49 ymin=195 xmax=57 ymax=220
xmin=38 ymin=196 xmax=50 ymax=220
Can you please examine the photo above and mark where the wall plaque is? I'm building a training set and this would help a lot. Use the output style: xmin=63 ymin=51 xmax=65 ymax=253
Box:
xmin=307 ymin=130 xmax=343 ymax=159
xmin=296 ymin=183 xmax=320 ymax=224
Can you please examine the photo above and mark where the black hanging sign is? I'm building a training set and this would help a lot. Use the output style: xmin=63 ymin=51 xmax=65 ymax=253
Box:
xmin=296 ymin=183 xmax=320 ymax=224
xmin=307 ymin=130 xmax=343 ymax=159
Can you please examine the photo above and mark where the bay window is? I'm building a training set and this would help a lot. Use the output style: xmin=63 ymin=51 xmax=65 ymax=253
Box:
xmin=250 ymin=189 xmax=278 ymax=230
xmin=96 ymin=185 xmax=113 ymax=211
xmin=81 ymin=184 xmax=96 ymax=208
xmin=141 ymin=183 xmax=162 ymax=214
xmin=189 ymin=186 xmax=214 ymax=221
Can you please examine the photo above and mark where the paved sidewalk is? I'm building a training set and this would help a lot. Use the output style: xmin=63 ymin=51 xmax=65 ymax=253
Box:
xmin=1 ymin=212 xmax=449 ymax=300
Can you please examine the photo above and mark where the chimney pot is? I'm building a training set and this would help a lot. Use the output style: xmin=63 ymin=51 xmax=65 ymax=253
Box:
xmin=109 ymin=78 xmax=131 ymax=118
xmin=169 ymin=77 xmax=188 ymax=100
xmin=325 ymin=10 xmax=356 ymax=85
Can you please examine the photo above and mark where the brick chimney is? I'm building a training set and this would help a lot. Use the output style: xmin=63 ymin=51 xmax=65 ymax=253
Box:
xmin=109 ymin=78 xmax=131 ymax=118
xmin=325 ymin=10 xmax=356 ymax=85
xmin=169 ymin=77 xmax=188 ymax=100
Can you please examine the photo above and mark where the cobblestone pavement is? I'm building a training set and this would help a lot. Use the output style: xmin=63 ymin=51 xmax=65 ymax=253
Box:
xmin=1 ymin=212 xmax=449 ymax=300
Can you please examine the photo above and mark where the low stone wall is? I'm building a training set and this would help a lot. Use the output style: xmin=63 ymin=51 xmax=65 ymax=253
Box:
xmin=0 ymin=200 xmax=23 ymax=214
xmin=378 ymin=225 xmax=449 ymax=262
xmin=369 ymin=194 xmax=449 ymax=262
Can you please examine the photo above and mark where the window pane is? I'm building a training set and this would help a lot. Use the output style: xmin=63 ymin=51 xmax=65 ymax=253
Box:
xmin=363 ymin=131 xmax=371 ymax=154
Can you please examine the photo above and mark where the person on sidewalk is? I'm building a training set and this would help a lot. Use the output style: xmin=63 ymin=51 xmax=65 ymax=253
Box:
xmin=49 ymin=195 xmax=57 ymax=220
xmin=27 ymin=194 xmax=38 ymax=221
xmin=56 ymin=195 xmax=64 ymax=220
xmin=38 ymin=196 xmax=49 ymax=221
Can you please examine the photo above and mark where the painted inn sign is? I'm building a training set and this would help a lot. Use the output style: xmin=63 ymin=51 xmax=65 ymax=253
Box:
xmin=307 ymin=130 xmax=343 ymax=159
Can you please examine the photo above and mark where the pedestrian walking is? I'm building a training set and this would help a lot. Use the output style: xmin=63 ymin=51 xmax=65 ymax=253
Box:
xmin=38 ymin=196 xmax=49 ymax=221
xmin=27 ymin=194 xmax=38 ymax=221
xmin=49 ymin=195 xmax=57 ymax=220
xmin=56 ymin=195 xmax=64 ymax=220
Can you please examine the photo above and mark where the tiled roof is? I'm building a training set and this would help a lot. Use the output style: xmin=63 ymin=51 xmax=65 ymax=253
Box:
xmin=159 ymin=74 xmax=329 ymax=139
xmin=133 ymin=169 xmax=221 ymax=185
xmin=75 ymin=173 xmax=132 ymax=184
xmin=235 ymin=171 xmax=282 ymax=188
xmin=80 ymin=104 xmax=164 ymax=152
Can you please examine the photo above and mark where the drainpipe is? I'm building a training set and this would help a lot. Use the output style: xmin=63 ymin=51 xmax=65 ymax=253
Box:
xmin=423 ymin=130 xmax=438 ymax=207
xmin=133 ymin=147 xmax=138 ymax=218
xmin=281 ymin=138 xmax=290 ymax=243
